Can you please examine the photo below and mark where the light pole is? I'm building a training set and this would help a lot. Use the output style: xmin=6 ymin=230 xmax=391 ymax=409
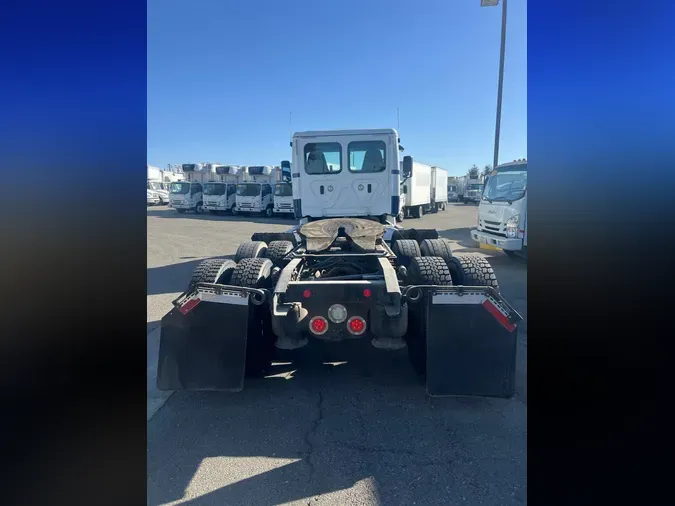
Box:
xmin=481 ymin=0 xmax=508 ymax=170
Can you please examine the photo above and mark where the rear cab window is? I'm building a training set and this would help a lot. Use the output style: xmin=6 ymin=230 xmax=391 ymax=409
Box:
xmin=304 ymin=142 xmax=342 ymax=174
xmin=348 ymin=141 xmax=386 ymax=173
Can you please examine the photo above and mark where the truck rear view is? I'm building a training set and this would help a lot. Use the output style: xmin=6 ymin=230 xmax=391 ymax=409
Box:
xmin=156 ymin=129 xmax=522 ymax=399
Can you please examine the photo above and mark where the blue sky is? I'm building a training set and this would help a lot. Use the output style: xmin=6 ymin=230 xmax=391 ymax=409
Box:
xmin=148 ymin=0 xmax=526 ymax=177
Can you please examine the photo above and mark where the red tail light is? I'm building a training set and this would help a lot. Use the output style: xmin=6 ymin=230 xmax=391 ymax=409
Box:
xmin=309 ymin=316 xmax=328 ymax=335
xmin=347 ymin=316 xmax=366 ymax=336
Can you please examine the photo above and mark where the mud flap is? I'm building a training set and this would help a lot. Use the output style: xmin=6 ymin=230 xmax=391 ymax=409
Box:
xmin=423 ymin=287 xmax=522 ymax=398
xmin=156 ymin=285 xmax=255 ymax=391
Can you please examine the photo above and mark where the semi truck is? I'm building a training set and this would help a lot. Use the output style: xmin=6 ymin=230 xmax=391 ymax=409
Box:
xmin=471 ymin=159 xmax=528 ymax=260
xmin=234 ymin=166 xmax=278 ymax=217
xmin=458 ymin=166 xmax=484 ymax=204
xmin=169 ymin=163 xmax=214 ymax=214
xmin=156 ymin=128 xmax=522 ymax=398
xmin=203 ymin=165 xmax=243 ymax=214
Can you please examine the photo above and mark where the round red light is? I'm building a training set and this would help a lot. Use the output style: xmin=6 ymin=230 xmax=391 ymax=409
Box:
xmin=310 ymin=317 xmax=327 ymax=334
xmin=303 ymin=289 xmax=312 ymax=298
xmin=363 ymin=288 xmax=372 ymax=298
xmin=348 ymin=317 xmax=365 ymax=334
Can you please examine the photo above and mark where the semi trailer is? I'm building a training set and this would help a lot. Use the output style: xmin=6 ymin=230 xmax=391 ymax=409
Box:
xmin=156 ymin=129 xmax=522 ymax=398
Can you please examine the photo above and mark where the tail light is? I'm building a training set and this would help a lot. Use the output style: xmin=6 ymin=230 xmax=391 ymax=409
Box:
xmin=309 ymin=316 xmax=328 ymax=335
xmin=347 ymin=316 xmax=366 ymax=336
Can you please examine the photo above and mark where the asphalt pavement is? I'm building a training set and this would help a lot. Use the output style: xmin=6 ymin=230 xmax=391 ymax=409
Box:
xmin=147 ymin=203 xmax=527 ymax=506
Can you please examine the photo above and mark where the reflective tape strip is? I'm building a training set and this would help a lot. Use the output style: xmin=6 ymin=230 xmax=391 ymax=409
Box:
xmin=198 ymin=291 xmax=249 ymax=306
xmin=432 ymin=292 xmax=487 ymax=305
xmin=482 ymin=299 xmax=516 ymax=332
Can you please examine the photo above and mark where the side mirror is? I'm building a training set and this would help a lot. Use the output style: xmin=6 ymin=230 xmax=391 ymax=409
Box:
xmin=402 ymin=156 xmax=413 ymax=178
xmin=281 ymin=160 xmax=291 ymax=182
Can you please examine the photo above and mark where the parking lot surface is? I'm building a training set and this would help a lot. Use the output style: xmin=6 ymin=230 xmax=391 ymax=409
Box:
xmin=147 ymin=204 xmax=527 ymax=506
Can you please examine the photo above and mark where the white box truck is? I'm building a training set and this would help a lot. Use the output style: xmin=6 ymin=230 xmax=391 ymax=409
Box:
xmin=430 ymin=166 xmax=448 ymax=212
xmin=169 ymin=163 xmax=214 ymax=214
xmin=471 ymin=159 xmax=528 ymax=259
xmin=203 ymin=165 xmax=243 ymax=214
xmin=235 ymin=166 xmax=276 ymax=217
xmin=147 ymin=165 xmax=170 ymax=205
xmin=400 ymin=161 xmax=432 ymax=219
xmin=459 ymin=166 xmax=484 ymax=204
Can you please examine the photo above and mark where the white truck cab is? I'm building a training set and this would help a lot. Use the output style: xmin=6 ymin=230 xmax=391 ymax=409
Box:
xmin=170 ymin=163 xmax=212 ymax=214
xmin=273 ymin=161 xmax=294 ymax=216
xmin=235 ymin=166 xmax=276 ymax=217
xmin=288 ymin=129 xmax=403 ymax=222
xmin=203 ymin=165 xmax=242 ymax=214
xmin=447 ymin=183 xmax=458 ymax=202
xmin=471 ymin=159 xmax=528 ymax=259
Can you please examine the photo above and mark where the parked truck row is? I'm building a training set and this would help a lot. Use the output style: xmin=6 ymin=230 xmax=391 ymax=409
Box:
xmin=159 ymin=157 xmax=451 ymax=222
xmin=167 ymin=163 xmax=295 ymax=217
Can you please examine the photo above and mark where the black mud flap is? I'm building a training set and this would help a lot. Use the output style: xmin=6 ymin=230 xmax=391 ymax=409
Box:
xmin=156 ymin=284 xmax=264 ymax=392
xmin=415 ymin=287 xmax=522 ymax=398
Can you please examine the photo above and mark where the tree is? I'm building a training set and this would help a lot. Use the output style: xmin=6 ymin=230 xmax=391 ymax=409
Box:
xmin=482 ymin=164 xmax=492 ymax=179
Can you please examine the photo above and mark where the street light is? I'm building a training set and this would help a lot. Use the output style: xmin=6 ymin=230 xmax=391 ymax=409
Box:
xmin=481 ymin=0 xmax=508 ymax=170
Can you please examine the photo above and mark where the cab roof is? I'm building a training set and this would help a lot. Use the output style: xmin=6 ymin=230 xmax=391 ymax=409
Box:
xmin=293 ymin=128 xmax=398 ymax=138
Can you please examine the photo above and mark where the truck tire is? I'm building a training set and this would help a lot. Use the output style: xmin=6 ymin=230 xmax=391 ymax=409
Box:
xmin=407 ymin=256 xmax=453 ymax=286
xmin=396 ymin=209 xmax=405 ymax=223
xmin=414 ymin=205 xmax=424 ymax=218
xmin=230 ymin=257 xmax=273 ymax=288
xmin=264 ymin=205 xmax=274 ymax=218
xmin=231 ymin=204 xmax=238 ymax=215
xmin=234 ymin=241 xmax=268 ymax=262
xmin=195 ymin=202 xmax=204 ymax=214
xmin=188 ymin=259 xmax=237 ymax=288
xmin=404 ymin=256 xmax=452 ymax=377
xmin=265 ymin=240 xmax=294 ymax=265
xmin=446 ymin=254 xmax=499 ymax=292
xmin=419 ymin=238 xmax=453 ymax=262
xmin=176 ymin=209 xmax=186 ymax=214
xmin=229 ymin=258 xmax=275 ymax=377
xmin=392 ymin=239 xmax=421 ymax=268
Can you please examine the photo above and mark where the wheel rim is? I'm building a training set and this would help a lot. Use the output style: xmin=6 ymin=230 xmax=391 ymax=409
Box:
xmin=196 ymin=204 xmax=203 ymax=213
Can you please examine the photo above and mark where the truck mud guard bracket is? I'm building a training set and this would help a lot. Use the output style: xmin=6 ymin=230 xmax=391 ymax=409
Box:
xmin=156 ymin=284 xmax=268 ymax=392
xmin=403 ymin=285 xmax=522 ymax=398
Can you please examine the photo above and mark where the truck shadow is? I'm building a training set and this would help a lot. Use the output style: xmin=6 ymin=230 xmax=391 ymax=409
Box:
xmin=147 ymin=256 xmax=235 ymax=297
xmin=147 ymin=338 xmax=527 ymax=506
xmin=436 ymin=227 xmax=480 ymax=250
xmin=147 ymin=207 xmax=295 ymax=226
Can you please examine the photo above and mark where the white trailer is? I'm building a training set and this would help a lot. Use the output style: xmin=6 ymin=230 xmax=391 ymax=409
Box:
xmin=235 ymin=166 xmax=276 ymax=217
xmin=400 ymin=161 xmax=432 ymax=219
xmin=203 ymin=165 xmax=243 ymax=214
xmin=430 ymin=166 xmax=448 ymax=211
xmin=169 ymin=163 xmax=214 ymax=214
